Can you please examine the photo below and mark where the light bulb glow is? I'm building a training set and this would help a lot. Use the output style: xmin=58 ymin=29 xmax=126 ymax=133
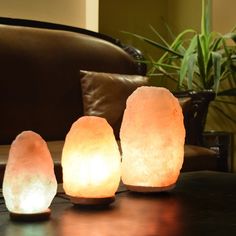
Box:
xmin=3 ymin=131 xmax=57 ymax=214
xmin=120 ymin=87 xmax=185 ymax=191
xmin=62 ymin=116 xmax=121 ymax=199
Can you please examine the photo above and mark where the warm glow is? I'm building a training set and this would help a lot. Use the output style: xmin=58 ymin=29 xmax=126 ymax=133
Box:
xmin=3 ymin=131 xmax=57 ymax=214
xmin=61 ymin=116 xmax=121 ymax=199
xmin=120 ymin=86 xmax=185 ymax=191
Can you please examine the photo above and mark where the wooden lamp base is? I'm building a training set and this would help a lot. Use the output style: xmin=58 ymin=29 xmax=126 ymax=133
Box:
xmin=69 ymin=196 xmax=115 ymax=206
xmin=124 ymin=183 xmax=176 ymax=193
xmin=10 ymin=208 xmax=51 ymax=222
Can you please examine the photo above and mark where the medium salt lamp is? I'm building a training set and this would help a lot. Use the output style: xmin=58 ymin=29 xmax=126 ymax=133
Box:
xmin=3 ymin=131 xmax=57 ymax=221
xmin=120 ymin=86 xmax=185 ymax=192
xmin=61 ymin=116 xmax=121 ymax=205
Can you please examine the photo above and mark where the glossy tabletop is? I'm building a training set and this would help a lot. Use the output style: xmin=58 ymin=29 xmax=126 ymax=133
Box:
xmin=1 ymin=171 xmax=236 ymax=236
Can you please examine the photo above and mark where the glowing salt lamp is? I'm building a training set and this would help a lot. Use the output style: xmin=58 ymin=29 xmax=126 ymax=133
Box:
xmin=3 ymin=131 xmax=57 ymax=221
xmin=61 ymin=116 xmax=121 ymax=205
xmin=120 ymin=86 xmax=185 ymax=192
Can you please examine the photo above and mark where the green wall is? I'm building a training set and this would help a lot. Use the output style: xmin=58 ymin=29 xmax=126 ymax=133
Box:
xmin=166 ymin=0 xmax=202 ymax=33
xmin=99 ymin=0 xmax=168 ymax=58
xmin=99 ymin=0 xmax=202 ymax=58
xmin=0 ymin=0 xmax=87 ymax=28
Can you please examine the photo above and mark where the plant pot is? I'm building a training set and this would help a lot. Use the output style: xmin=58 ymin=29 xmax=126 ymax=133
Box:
xmin=174 ymin=90 xmax=215 ymax=146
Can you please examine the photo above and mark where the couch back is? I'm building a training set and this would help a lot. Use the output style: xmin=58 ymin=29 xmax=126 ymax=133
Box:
xmin=0 ymin=18 xmax=145 ymax=144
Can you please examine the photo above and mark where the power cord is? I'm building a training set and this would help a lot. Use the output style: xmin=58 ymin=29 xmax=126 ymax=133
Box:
xmin=0 ymin=192 xmax=7 ymax=213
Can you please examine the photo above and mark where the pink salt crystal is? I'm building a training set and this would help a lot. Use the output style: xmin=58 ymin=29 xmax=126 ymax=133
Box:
xmin=120 ymin=86 xmax=185 ymax=191
xmin=3 ymin=131 xmax=57 ymax=213
xmin=62 ymin=116 xmax=121 ymax=199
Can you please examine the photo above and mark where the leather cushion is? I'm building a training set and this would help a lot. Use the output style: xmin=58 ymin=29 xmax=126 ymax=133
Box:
xmin=80 ymin=70 xmax=149 ymax=139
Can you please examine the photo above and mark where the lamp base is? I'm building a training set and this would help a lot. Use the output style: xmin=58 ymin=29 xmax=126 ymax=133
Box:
xmin=124 ymin=183 xmax=176 ymax=192
xmin=10 ymin=208 xmax=51 ymax=222
xmin=69 ymin=196 xmax=115 ymax=206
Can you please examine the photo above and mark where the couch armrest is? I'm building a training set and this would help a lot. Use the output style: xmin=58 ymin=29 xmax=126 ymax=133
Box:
xmin=182 ymin=145 xmax=218 ymax=172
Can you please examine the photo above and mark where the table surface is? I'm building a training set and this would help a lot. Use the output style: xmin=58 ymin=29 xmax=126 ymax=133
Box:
xmin=1 ymin=171 xmax=236 ymax=236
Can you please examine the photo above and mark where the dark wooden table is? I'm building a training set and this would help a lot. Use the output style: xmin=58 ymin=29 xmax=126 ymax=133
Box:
xmin=1 ymin=171 xmax=236 ymax=236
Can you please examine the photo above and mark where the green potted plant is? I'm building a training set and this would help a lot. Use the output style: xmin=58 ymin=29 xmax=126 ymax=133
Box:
xmin=124 ymin=0 xmax=236 ymax=145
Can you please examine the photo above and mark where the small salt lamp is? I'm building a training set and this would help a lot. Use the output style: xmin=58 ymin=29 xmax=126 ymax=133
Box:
xmin=61 ymin=116 xmax=121 ymax=205
xmin=120 ymin=86 xmax=185 ymax=192
xmin=3 ymin=131 xmax=57 ymax=221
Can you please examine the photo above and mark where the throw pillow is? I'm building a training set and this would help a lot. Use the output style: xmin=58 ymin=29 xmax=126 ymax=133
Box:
xmin=80 ymin=70 xmax=149 ymax=139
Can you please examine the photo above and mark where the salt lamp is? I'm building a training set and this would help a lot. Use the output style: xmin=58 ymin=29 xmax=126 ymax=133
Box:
xmin=61 ymin=116 xmax=121 ymax=205
xmin=3 ymin=131 xmax=57 ymax=221
xmin=120 ymin=86 xmax=185 ymax=192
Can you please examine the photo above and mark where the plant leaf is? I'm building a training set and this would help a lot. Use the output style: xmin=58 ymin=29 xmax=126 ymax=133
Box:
xmin=187 ymin=53 xmax=198 ymax=90
xmin=217 ymin=88 xmax=236 ymax=96
xmin=201 ymin=0 xmax=211 ymax=36
xmin=179 ymin=35 xmax=198 ymax=88
xmin=122 ymin=31 xmax=183 ymax=57
xmin=138 ymin=59 xmax=180 ymax=71
xmin=211 ymin=51 xmax=222 ymax=93
xmin=162 ymin=17 xmax=176 ymax=41
xmin=211 ymin=37 xmax=223 ymax=51
xmin=152 ymin=62 xmax=180 ymax=70
xmin=165 ymin=24 xmax=196 ymax=57
xmin=197 ymin=35 xmax=206 ymax=87
xmin=149 ymin=24 xmax=169 ymax=47
xmin=223 ymin=32 xmax=236 ymax=41
xmin=158 ymin=29 xmax=196 ymax=63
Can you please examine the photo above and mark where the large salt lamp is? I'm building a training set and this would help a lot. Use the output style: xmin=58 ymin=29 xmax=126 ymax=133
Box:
xmin=120 ymin=86 xmax=185 ymax=192
xmin=61 ymin=116 xmax=121 ymax=205
xmin=3 ymin=131 xmax=57 ymax=221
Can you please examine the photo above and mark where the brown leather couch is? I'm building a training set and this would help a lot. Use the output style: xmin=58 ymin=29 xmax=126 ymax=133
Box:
xmin=0 ymin=18 xmax=217 ymax=186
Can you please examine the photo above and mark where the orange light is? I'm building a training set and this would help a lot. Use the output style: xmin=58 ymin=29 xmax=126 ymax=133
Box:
xmin=61 ymin=116 xmax=121 ymax=205
xmin=120 ymin=87 xmax=185 ymax=192
xmin=3 ymin=131 xmax=57 ymax=219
